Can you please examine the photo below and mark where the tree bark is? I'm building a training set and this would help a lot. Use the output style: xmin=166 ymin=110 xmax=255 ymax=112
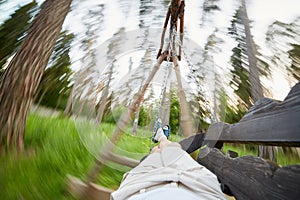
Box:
xmin=64 ymin=87 xmax=74 ymax=117
xmin=173 ymin=57 xmax=195 ymax=137
xmin=96 ymin=67 xmax=113 ymax=124
xmin=36 ymin=83 xmax=51 ymax=106
xmin=240 ymin=0 xmax=263 ymax=101
xmin=0 ymin=0 xmax=72 ymax=152
xmin=132 ymin=100 xmax=143 ymax=135
xmin=240 ymin=0 xmax=276 ymax=162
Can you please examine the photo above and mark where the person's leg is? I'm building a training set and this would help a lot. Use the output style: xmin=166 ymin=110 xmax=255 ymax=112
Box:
xmin=152 ymin=135 xmax=181 ymax=153
xmin=153 ymin=126 xmax=174 ymax=148
xmin=150 ymin=145 xmax=161 ymax=153
xmin=145 ymin=136 xmax=176 ymax=161
xmin=158 ymin=136 xmax=172 ymax=149
xmin=143 ymin=130 xmax=181 ymax=162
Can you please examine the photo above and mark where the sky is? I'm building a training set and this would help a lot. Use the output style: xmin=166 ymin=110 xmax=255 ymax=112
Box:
xmin=247 ymin=0 xmax=299 ymax=99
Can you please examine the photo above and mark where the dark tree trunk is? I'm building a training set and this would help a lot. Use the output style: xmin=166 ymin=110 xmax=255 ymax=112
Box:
xmin=240 ymin=0 xmax=263 ymax=101
xmin=0 ymin=0 xmax=72 ymax=152
xmin=240 ymin=0 xmax=276 ymax=162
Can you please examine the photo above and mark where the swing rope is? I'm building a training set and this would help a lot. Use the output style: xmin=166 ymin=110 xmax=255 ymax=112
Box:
xmin=151 ymin=26 xmax=178 ymax=149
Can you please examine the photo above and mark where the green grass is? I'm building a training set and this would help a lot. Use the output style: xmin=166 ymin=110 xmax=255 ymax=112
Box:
xmin=223 ymin=144 xmax=257 ymax=157
xmin=223 ymin=144 xmax=300 ymax=166
xmin=0 ymin=114 xmax=91 ymax=199
xmin=0 ymin=114 xmax=153 ymax=199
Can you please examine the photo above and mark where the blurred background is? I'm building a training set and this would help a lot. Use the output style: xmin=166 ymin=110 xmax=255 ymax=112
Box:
xmin=0 ymin=0 xmax=299 ymax=199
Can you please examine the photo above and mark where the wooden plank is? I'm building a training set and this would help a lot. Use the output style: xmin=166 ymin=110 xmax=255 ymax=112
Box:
xmin=179 ymin=133 xmax=205 ymax=153
xmin=204 ymin=82 xmax=300 ymax=147
xmin=197 ymin=147 xmax=300 ymax=200
xmin=205 ymin=120 xmax=300 ymax=146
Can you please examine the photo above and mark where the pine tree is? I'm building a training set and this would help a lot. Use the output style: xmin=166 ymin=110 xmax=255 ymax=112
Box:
xmin=0 ymin=0 xmax=72 ymax=152
xmin=0 ymin=1 xmax=37 ymax=69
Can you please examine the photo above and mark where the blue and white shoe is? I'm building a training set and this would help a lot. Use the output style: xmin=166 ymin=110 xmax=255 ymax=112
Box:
xmin=152 ymin=125 xmax=170 ymax=143
xmin=162 ymin=125 xmax=170 ymax=138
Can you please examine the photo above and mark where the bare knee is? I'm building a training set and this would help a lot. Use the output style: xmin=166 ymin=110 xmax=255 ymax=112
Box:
xmin=151 ymin=146 xmax=161 ymax=153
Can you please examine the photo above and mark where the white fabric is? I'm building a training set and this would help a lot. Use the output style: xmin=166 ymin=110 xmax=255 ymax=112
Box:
xmin=111 ymin=145 xmax=226 ymax=200
xmin=128 ymin=188 xmax=202 ymax=200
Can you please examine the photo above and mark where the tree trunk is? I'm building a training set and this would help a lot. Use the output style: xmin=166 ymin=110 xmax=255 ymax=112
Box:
xmin=173 ymin=57 xmax=195 ymax=137
xmin=132 ymin=83 xmax=145 ymax=135
xmin=36 ymin=83 xmax=51 ymax=106
xmin=197 ymin=104 xmax=202 ymax=133
xmin=240 ymin=0 xmax=276 ymax=162
xmin=96 ymin=28 xmax=124 ymax=124
xmin=0 ymin=0 xmax=72 ymax=152
xmin=64 ymin=87 xmax=74 ymax=117
xmin=132 ymin=101 xmax=143 ymax=135
xmin=77 ymin=94 xmax=86 ymax=118
xmin=96 ymin=68 xmax=113 ymax=124
xmin=240 ymin=0 xmax=263 ymax=101
xmin=64 ymin=69 xmax=89 ymax=117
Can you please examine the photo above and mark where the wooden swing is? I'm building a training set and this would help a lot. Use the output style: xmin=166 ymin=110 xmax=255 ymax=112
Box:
xmin=66 ymin=1 xmax=300 ymax=199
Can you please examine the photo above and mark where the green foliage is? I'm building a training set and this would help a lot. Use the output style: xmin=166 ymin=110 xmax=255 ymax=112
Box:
xmin=189 ymin=98 xmax=211 ymax=132
xmin=266 ymin=18 xmax=300 ymax=82
xmin=34 ymin=31 xmax=74 ymax=110
xmin=0 ymin=1 xmax=38 ymax=69
xmin=169 ymin=90 xmax=180 ymax=134
xmin=218 ymin=88 xmax=247 ymax=124
xmin=102 ymin=105 xmax=124 ymax=124
xmin=288 ymin=44 xmax=300 ymax=81
xmin=224 ymin=103 xmax=247 ymax=124
xmin=230 ymin=45 xmax=252 ymax=108
xmin=228 ymin=6 xmax=270 ymax=109
xmin=138 ymin=105 xmax=150 ymax=127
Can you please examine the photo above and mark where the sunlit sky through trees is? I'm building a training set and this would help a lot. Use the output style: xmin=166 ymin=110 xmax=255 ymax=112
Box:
xmin=1 ymin=0 xmax=299 ymax=101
